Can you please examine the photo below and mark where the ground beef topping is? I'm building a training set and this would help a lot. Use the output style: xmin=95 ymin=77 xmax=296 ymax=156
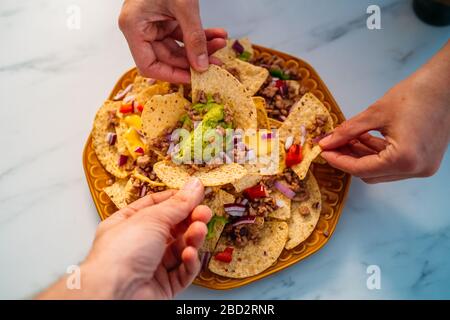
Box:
xmin=263 ymin=168 xmax=310 ymax=202
xmin=250 ymin=54 xmax=308 ymax=122
xmin=127 ymin=171 xmax=166 ymax=204
xmin=308 ymin=114 xmax=329 ymax=139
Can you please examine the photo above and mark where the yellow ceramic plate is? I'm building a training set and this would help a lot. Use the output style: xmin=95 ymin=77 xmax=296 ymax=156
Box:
xmin=83 ymin=45 xmax=351 ymax=290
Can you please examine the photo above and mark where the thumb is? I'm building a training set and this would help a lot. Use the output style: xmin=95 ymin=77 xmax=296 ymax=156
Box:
xmin=173 ymin=0 xmax=209 ymax=71
xmin=319 ymin=105 xmax=383 ymax=150
xmin=150 ymin=177 xmax=204 ymax=228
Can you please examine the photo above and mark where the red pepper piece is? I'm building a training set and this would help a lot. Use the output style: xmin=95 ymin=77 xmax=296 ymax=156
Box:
xmin=243 ymin=184 xmax=267 ymax=200
xmin=214 ymin=247 xmax=234 ymax=263
xmin=120 ymin=103 xmax=133 ymax=114
xmin=285 ymin=144 xmax=303 ymax=167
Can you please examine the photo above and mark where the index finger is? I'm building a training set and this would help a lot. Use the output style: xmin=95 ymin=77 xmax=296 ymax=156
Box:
xmin=116 ymin=189 xmax=177 ymax=220
xmin=129 ymin=39 xmax=191 ymax=83
xmin=321 ymin=150 xmax=394 ymax=178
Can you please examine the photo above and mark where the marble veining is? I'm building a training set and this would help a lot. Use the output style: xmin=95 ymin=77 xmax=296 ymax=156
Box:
xmin=0 ymin=0 xmax=449 ymax=299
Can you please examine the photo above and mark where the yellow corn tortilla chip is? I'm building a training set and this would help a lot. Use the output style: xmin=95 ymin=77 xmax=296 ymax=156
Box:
xmin=249 ymin=139 xmax=285 ymax=176
xmin=213 ymin=37 xmax=254 ymax=63
xmin=131 ymin=76 xmax=152 ymax=94
xmin=278 ymin=93 xmax=333 ymax=180
xmin=135 ymin=82 xmax=170 ymax=107
xmin=153 ymin=161 xmax=247 ymax=189
xmin=141 ymin=92 xmax=190 ymax=143
xmin=268 ymin=190 xmax=291 ymax=220
xmin=313 ymin=155 xmax=327 ymax=164
xmin=291 ymin=143 xmax=321 ymax=180
xmin=201 ymin=190 xmax=235 ymax=252
xmin=208 ymin=221 xmax=288 ymax=278
xmin=232 ymin=172 xmax=262 ymax=192
xmin=222 ymin=59 xmax=268 ymax=96
xmin=253 ymin=97 xmax=271 ymax=130
xmin=115 ymin=121 xmax=130 ymax=156
xmin=191 ymin=65 xmax=257 ymax=129
xmin=268 ymin=118 xmax=283 ymax=129
xmin=103 ymin=179 xmax=133 ymax=209
xmin=285 ymin=173 xmax=322 ymax=250
xmin=92 ymin=100 xmax=133 ymax=179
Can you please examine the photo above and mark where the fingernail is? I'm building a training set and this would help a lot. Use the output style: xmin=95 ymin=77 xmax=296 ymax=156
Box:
xmin=182 ymin=177 xmax=202 ymax=190
xmin=197 ymin=54 xmax=209 ymax=70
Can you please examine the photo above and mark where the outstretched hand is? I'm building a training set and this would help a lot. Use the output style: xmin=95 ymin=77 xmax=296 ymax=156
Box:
xmin=320 ymin=41 xmax=450 ymax=183
xmin=38 ymin=178 xmax=211 ymax=299
xmin=119 ymin=0 xmax=227 ymax=83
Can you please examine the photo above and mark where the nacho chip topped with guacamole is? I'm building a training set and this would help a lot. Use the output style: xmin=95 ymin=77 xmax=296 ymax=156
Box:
xmin=191 ymin=65 xmax=257 ymax=130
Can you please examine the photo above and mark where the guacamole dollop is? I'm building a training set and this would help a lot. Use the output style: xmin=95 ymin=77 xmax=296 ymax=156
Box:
xmin=173 ymin=98 xmax=232 ymax=163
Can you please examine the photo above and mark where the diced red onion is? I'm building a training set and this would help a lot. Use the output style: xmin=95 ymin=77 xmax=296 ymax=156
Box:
xmin=261 ymin=132 xmax=273 ymax=139
xmin=276 ymin=199 xmax=285 ymax=208
xmin=227 ymin=210 xmax=245 ymax=217
xmin=231 ymin=216 xmax=256 ymax=227
xmin=300 ymin=125 xmax=306 ymax=147
xmin=136 ymin=130 xmax=145 ymax=138
xmin=113 ymin=84 xmax=133 ymax=100
xmin=224 ymin=203 xmax=246 ymax=211
xmin=147 ymin=78 xmax=156 ymax=85
xmin=118 ymin=155 xmax=128 ymax=166
xmin=313 ymin=132 xmax=331 ymax=144
xmin=193 ymin=121 xmax=201 ymax=129
xmin=280 ymin=115 xmax=287 ymax=121
xmin=139 ymin=185 xmax=147 ymax=198
xmin=274 ymin=180 xmax=296 ymax=199
xmin=204 ymin=187 xmax=213 ymax=195
xmin=134 ymin=146 xmax=144 ymax=154
xmin=200 ymin=251 xmax=211 ymax=271
xmin=285 ymin=136 xmax=294 ymax=150
xmin=123 ymin=94 xmax=135 ymax=104
xmin=232 ymin=40 xmax=244 ymax=55
xmin=279 ymin=85 xmax=288 ymax=97
xmin=239 ymin=198 xmax=249 ymax=206
xmin=106 ymin=132 xmax=117 ymax=145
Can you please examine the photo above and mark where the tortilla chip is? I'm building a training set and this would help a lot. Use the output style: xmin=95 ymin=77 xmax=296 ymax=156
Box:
xmin=115 ymin=120 xmax=130 ymax=156
xmin=278 ymin=93 xmax=333 ymax=180
xmin=103 ymin=179 xmax=133 ymax=209
xmin=313 ymin=155 xmax=327 ymax=164
xmin=232 ymin=172 xmax=262 ymax=192
xmin=253 ymin=97 xmax=271 ymax=130
xmin=252 ymin=139 xmax=285 ymax=175
xmin=153 ymin=161 xmax=247 ymax=189
xmin=285 ymin=173 xmax=322 ymax=250
xmin=291 ymin=143 xmax=321 ymax=180
xmin=268 ymin=118 xmax=283 ymax=129
xmin=135 ymin=82 xmax=170 ymax=107
xmin=268 ymin=190 xmax=291 ymax=220
xmin=222 ymin=59 xmax=268 ymax=96
xmin=141 ymin=92 xmax=190 ymax=143
xmin=213 ymin=37 xmax=254 ymax=63
xmin=191 ymin=65 xmax=257 ymax=129
xmin=208 ymin=221 xmax=288 ymax=278
xmin=92 ymin=100 xmax=132 ymax=179
xmin=131 ymin=76 xmax=152 ymax=94
xmin=201 ymin=190 xmax=235 ymax=252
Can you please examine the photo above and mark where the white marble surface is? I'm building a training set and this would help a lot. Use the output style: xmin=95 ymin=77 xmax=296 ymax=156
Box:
xmin=0 ymin=0 xmax=449 ymax=299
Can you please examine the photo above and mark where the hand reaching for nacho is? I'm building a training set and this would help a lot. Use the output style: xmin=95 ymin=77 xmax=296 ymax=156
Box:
xmin=320 ymin=41 xmax=450 ymax=184
xmin=38 ymin=178 xmax=212 ymax=299
xmin=119 ymin=0 xmax=227 ymax=83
